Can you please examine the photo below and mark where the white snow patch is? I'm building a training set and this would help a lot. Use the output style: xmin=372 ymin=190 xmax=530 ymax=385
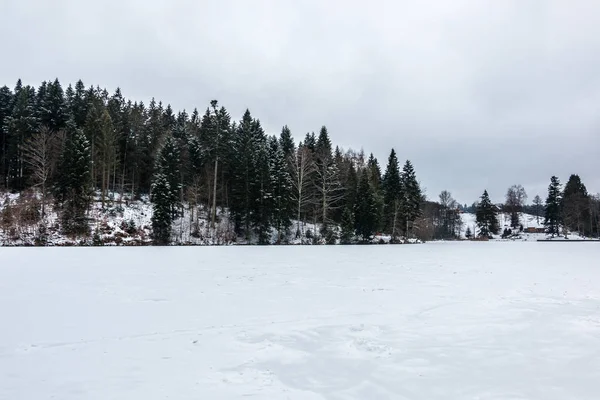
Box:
xmin=1 ymin=243 xmax=599 ymax=399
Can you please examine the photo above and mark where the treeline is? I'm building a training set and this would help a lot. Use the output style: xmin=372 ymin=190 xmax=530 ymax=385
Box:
xmin=1 ymin=79 xmax=598 ymax=244
xmin=467 ymin=177 xmax=600 ymax=240
xmin=0 ymin=79 xmax=426 ymax=244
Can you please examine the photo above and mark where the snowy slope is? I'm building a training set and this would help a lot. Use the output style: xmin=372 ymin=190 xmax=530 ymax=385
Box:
xmin=1 ymin=243 xmax=600 ymax=399
xmin=459 ymin=212 xmax=596 ymax=241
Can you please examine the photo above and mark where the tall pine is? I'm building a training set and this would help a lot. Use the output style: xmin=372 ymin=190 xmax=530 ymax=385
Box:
xmin=476 ymin=190 xmax=499 ymax=238
xmin=544 ymin=176 xmax=562 ymax=236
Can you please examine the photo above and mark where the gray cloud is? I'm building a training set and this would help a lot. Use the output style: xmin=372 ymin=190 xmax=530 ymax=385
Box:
xmin=1 ymin=0 xmax=599 ymax=203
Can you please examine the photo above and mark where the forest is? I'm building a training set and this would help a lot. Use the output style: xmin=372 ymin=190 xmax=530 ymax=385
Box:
xmin=0 ymin=79 xmax=598 ymax=245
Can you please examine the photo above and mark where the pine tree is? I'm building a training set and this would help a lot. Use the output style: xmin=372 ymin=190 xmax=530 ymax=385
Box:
xmin=533 ymin=194 xmax=543 ymax=223
xmin=71 ymin=80 xmax=88 ymax=128
xmin=0 ymin=85 xmax=14 ymax=188
xmin=279 ymin=125 xmax=295 ymax=161
xmin=269 ymin=136 xmax=293 ymax=243
xmin=465 ymin=226 xmax=472 ymax=239
xmin=5 ymin=84 xmax=38 ymax=190
xmin=252 ymin=131 xmax=272 ymax=244
xmin=150 ymin=172 xmax=172 ymax=245
xmin=476 ymin=190 xmax=499 ymax=238
xmin=339 ymin=207 xmax=355 ymax=244
xmin=96 ymin=108 xmax=117 ymax=207
xmin=382 ymin=149 xmax=402 ymax=237
xmin=400 ymin=160 xmax=422 ymax=238
xmin=562 ymin=174 xmax=590 ymax=235
xmin=229 ymin=110 xmax=255 ymax=237
xmin=544 ymin=176 xmax=562 ymax=236
xmin=313 ymin=126 xmax=343 ymax=237
xmin=354 ymin=171 xmax=378 ymax=241
xmin=38 ymin=78 xmax=67 ymax=132
xmin=366 ymin=153 xmax=383 ymax=230
xmin=156 ymin=135 xmax=181 ymax=217
xmin=56 ymin=120 xmax=92 ymax=236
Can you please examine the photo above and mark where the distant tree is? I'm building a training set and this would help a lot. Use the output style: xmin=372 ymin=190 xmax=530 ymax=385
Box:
xmin=532 ymin=195 xmax=543 ymax=223
xmin=37 ymin=78 xmax=67 ymax=133
xmin=155 ymin=135 xmax=181 ymax=217
xmin=382 ymin=149 xmax=402 ymax=240
xmin=400 ymin=160 xmax=422 ymax=238
xmin=290 ymin=145 xmax=315 ymax=237
xmin=56 ymin=121 xmax=92 ymax=237
xmin=476 ymin=190 xmax=499 ymax=238
xmin=505 ymin=184 xmax=527 ymax=228
xmin=562 ymin=174 xmax=590 ymax=235
xmin=465 ymin=226 xmax=472 ymax=239
xmin=5 ymin=84 xmax=38 ymax=190
xmin=354 ymin=171 xmax=378 ymax=241
xmin=250 ymin=123 xmax=272 ymax=244
xmin=269 ymin=136 xmax=293 ymax=243
xmin=279 ymin=125 xmax=295 ymax=161
xmin=95 ymin=109 xmax=117 ymax=208
xmin=22 ymin=126 xmax=61 ymax=216
xmin=0 ymin=85 xmax=14 ymax=188
xmin=544 ymin=176 xmax=562 ymax=237
xmin=313 ymin=126 xmax=344 ymax=238
xmin=150 ymin=172 xmax=172 ymax=245
xmin=438 ymin=190 xmax=462 ymax=239
xmin=339 ymin=207 xmax=355 ymax=244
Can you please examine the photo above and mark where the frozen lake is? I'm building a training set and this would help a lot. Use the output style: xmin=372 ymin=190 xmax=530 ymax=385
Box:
xmin=1 ymin=243 xmax=600 ymax=399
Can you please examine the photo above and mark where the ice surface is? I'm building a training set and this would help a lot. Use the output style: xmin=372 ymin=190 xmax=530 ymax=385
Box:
xmin=1 ymin=243 xmax=600 ymax=399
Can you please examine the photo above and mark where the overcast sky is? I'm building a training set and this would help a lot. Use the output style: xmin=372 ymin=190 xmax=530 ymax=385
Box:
xmin=1 ymin=0 xmax=599 ymax=204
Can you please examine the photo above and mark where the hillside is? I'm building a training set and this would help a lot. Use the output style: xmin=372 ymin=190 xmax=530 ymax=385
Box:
xmin=460 ymin=212 xmax=595 ymax=241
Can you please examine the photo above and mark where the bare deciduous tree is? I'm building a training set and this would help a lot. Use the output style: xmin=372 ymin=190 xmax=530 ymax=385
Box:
xmin=314 ymin=160 xmax=344 ymax=236
xmin=532 ymin=194 xmax=543 ymax=224
xmin=505 ymin=184 xmax=527 ymax=228
xmin=290 ymin=145 xmax=315 ymax=236
xmin=22 ymin=126 xmax=61 ymax=216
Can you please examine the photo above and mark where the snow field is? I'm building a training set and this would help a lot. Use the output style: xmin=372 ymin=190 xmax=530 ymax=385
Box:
xmin=1 ymin=243 xmax=600 ymax=399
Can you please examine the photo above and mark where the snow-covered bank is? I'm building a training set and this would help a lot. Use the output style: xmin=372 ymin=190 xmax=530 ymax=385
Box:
xmin=1 ymin=243 xmax=600 ymax=399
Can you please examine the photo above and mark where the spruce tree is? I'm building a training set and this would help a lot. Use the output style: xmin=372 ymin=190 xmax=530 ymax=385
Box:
xmin=38 ymin=78 xmax=67 ymax=132
xmin=400 ymin=160 xmax=422 ymax=238
xmin=339 ymin=207 xmax=355 ymax=244
xmin=6 ymin=84 xmax=38 ymax=190
xmin=0 ymin=85 xmax=13 ymax=187
xmin=71 ymin=80 xmax=88 ymax=128
xmin=354 ymin=171 xmax=378 ymax=241
xmin=544 ymin=176 xmax=562 ymax=236
xmin=56 ymin=120 xmax=92 ymax=236
xmin=465 ymin=226 xmax=472 ymax=239
xmin=382 ymin=149 xmax=401 ymax=236
xmin=156 ymin=135 xmax=181 ymax=217
xmin=250 ymin=120 xmax=272 ymax=244
xmin=562 ymin=174 xmax=590 ymax=235
xmin=476 ymin=190 xmax=499 ymax=238
xmin=269 ymin=136 xmax=293 ymax=243
xmin=279 ymin=125 xmax=295 ymax=161
xmin=229 ymin=110 xmax=256 ymax=237
xmin=150 ymin=172 xmax=172 ymax=245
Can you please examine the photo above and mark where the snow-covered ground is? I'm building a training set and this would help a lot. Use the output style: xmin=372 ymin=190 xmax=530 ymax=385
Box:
xmin=459 ymin=212 xmax=597 ymax=241
xmin=2 ymin=243 xmax=600 ymax=399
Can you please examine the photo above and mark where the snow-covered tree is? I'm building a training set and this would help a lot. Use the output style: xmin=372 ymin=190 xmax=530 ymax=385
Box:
xmin=354 ymin=171 xmax=378 ymax=241
xmin=151 ymin=172 xmax=172 ymax=245
xmin=269 ymin=136 xmax=293 ymax=243
xmin=476 ymin=190 xmax=499 ymax=238
xmin=544 ymin=176 xmax=562 ymax=237
xmin=56 ymin=121 xmax=92 ymax=236
xmin=400 ymin=160 xmax=422 ymax=238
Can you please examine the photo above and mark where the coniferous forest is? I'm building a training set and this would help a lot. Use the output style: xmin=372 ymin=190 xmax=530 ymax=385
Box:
xmin=0 ymin=79 xmax=598 ymax=245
